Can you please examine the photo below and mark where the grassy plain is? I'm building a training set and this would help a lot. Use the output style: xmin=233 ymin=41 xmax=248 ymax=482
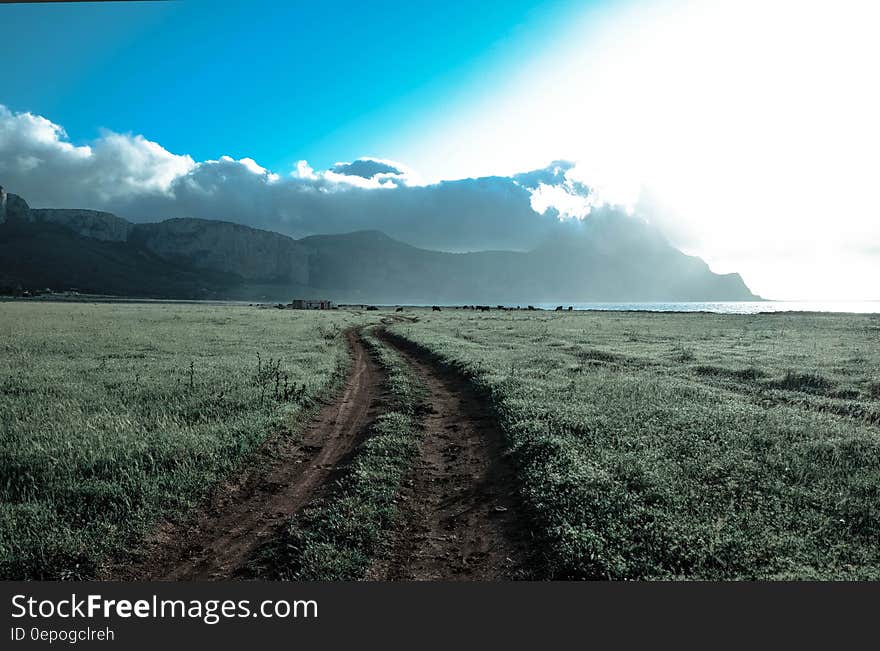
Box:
xmin=388 ymin=310 xmax=880 ymax=579
xmin=4 ymin=302 xmax=879 ymax=581
xmin=0 ymin=302 xmax=370 ymax=579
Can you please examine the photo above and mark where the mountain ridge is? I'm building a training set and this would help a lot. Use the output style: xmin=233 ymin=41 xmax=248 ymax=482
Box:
xmin=0 ymin=186 xmax=760 ymax=302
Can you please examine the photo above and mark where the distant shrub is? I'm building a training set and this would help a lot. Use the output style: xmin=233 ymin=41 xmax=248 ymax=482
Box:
xmin=578 ymin=348 xmax=621 ymax=364
xmin=671 ymin=345 xmax=695 ymax=362
xmin=694 ymin=365 xmax=767 ymax=382
xmin=773 ymin=371 xmax=835 ymax=393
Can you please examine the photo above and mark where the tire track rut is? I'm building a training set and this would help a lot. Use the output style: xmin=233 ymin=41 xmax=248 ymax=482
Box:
xmin=114 ymin=328 xmax=384 ymax=581
xmin=369 ymin=330 xmax=530 ymax=581
xmin=112 ymin=323 xmax=530 ymax=581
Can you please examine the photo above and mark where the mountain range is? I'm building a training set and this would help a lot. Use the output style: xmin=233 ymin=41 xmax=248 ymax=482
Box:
xmin=0 ymin=186 xmax=759 ymax=303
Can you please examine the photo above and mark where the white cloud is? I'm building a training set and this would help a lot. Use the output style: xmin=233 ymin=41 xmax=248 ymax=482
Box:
xmin=294 ymin=159 xmax=316 ymax=180
xmin=0 ymin=105 xmax=194 ymax=206
xmin=529 ymin=182 xmax=591 ymax=220
xmin=525 ymin=163 xmax=636 ymax=220
xmin=0 ymin=104 xmax=588 ymax=252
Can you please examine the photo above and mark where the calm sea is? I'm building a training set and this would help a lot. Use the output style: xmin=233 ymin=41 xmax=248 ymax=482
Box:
xmin=526 ymin=301 xmax=880 ymax=314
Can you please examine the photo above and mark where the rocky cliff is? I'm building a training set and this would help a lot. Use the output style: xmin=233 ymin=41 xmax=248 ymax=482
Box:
xmin=30 ymin=208 xmax=133 ymax=242
xmin=2 ymin=188 xmax=131 ymax=240
xmin=0 ymin=187 xmax=32 ymax=224
xmin=0 ymin=190 xmax=310 ymax=285
xmin=0 ymin=189 xmax=761 ymax=302
xmin=130 ymin=219 xmax=310 ymax=284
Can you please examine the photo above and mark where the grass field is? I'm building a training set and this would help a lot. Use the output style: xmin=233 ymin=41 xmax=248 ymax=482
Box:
xmin=388 ymin=310 xmax=880 ymax=579
xmin=4 ymin=303 xmax=879 ymax=581
xmin=0 ymin=302 xmax=370 ymax=579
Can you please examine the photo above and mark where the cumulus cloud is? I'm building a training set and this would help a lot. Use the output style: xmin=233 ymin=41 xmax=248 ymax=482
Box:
xmin=0 ymin=105 xmax=618 ymax=252
xmin=0 ymin=105 xmax=195 ymax=207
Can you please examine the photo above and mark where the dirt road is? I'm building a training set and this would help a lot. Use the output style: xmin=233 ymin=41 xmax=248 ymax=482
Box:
xmin=115 ymin=328 xmax=384 ymax=581
xmin=113 ymin=324 xmax=529 ymax=581
xmin=369 ymin=330 xmax=530 ymax=580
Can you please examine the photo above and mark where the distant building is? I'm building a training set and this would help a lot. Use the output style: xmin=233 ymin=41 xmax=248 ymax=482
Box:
xmin=290 ymin=299 xmax=333 ymax=310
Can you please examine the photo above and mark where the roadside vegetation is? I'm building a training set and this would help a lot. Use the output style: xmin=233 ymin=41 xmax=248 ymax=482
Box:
xmin=387 ymin=310 xmax=880 ymax=579
xmin=0 ymin=302 xmax=370 ymax=580
xmin=252 ymin=326 xmax=426 ymax=579
xmin=252 ymin=326 xmax=427 ymax=580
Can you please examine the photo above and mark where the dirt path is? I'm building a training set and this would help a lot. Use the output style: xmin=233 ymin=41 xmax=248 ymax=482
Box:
xmin=114 ymin=328 xmax=384 ymax=581
xmin=369 ymin=330 xmax=530 ymax=581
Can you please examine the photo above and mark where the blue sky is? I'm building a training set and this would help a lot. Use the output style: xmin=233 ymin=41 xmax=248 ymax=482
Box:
xmin=2 ymin=0 xmax=586 ymax=174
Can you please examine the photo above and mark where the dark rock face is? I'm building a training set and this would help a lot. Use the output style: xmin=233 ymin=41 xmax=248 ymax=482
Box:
xmin=299 ymin=228 xmax=760 ymax=303
xmin=0 ymin=188 xmax=33 ymax=224
xmin=30 ymin=209 xmax=132 ymax=242
xmin=0 ymin=189 xmax=761 ymax=302
xmin=130 ymin=219 xmax=310 ymax=284
xmin=1 ymin=186 xmax=130 ymax=239
xmin=0 ymin=188 xmax=308 ymax=285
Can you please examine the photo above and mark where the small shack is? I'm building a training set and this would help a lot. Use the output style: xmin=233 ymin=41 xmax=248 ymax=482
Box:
xmin=290 ymin=299 xmax=333 ymax=310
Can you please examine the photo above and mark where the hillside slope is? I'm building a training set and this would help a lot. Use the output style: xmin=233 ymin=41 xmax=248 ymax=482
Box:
xmin=0 ymin=188 xmax=759 ymax=302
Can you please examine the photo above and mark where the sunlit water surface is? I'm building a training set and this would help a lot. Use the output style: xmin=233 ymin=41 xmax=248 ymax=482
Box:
xmin=525 ymin=301 xmax=880 ymax=314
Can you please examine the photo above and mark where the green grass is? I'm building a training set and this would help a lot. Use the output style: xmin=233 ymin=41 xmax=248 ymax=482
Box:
xmin=251 ymin=327 xmax=426 ymax=580
xmin=6 ymin=303 xmax=880 ymax=581
xmin=388 ymin=310 xmax=880 ymax=579
xmin=0 ymin=302 xmax=372 ymax=579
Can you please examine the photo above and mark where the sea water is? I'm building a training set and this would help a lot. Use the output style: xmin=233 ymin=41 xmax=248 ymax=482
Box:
xmin=527 ymin=301 xmax=880 ymax=314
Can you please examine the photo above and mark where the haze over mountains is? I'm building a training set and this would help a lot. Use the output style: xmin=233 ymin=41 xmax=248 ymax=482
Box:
xmin=0 ymin=186 xmax=758 ymax=303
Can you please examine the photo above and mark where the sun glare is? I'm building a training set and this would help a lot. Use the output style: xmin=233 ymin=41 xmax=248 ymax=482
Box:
xmin=412 ymin=0 xmax=880 ymax=299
